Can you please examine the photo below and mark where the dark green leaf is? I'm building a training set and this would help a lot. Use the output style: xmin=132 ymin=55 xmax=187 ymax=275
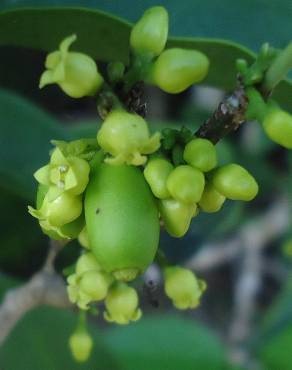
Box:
xmin=104 ymin=314 xmax=227 ymax=370
xmin=0 ymin=8 xmax=291 ymax=109
xmin=0 ymin=306 xmax=119 ymax=370
xmin=0 ymin=88 xmax=98 ymax=202
xmin=1 ymin=0 xmax=292 ymax=52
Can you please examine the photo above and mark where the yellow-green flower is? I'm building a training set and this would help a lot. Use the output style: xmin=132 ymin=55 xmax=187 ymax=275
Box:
xmin=104 ymin=282 xmax=142 ymax=324
xmin=40 ymin=34 xmax=103 ymax=98
xmin=34 ymin=147 xmax=90 ymax=201
xmin=97 ymin=110 xmax=161 ymax=166
xmin=69 ymin=329 xmax=93 ymax=362
xmin=164 ymin=266 xmax=206 ymax=309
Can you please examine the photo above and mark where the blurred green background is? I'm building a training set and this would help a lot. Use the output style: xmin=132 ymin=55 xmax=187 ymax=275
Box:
xmin=0 ymin=1 xmax=291 ymax=369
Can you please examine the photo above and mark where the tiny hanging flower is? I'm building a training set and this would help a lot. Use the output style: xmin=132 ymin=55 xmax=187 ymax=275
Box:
xmin=104 ymin=282 xmax=142 ymax=324
xmin=163 ymin=266 xmax=206 ymax=309
xmin=34 ymin=146 xmax=90 ymax=201
xmin=39 ymin=34 xmax=104 ymax=98
xmin=69 ymin=316 xmax=93 ymax=363
xmin=97 ymin=109 xmax=161 ymax=166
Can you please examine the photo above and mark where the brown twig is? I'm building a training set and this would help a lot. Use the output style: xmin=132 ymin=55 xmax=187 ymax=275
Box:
xmin=195 ymin=83 xmax=249 ymax=144
xmin=0 ymin=240 xmax=71 ymax=346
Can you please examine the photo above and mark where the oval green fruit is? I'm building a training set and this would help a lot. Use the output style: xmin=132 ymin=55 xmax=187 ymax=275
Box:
xmin=262 ymin=109 xmax=292 ymax=149
xmin=166 ymin=165 xmax=205 ymax=204
xmin=143 ymin=158 xmax=173 ymax=199
xmin=183 ymin=138 xmax=217 ymax=172
xmin=152 ymin=48 xmax=209 ymax=93
xmin=212 ymin=164 xmax=259 ymax=201
xmin=85 ymin=164 xmax=160 ymax=281
xmin=159 ymin=199 xmax=196 ymax=238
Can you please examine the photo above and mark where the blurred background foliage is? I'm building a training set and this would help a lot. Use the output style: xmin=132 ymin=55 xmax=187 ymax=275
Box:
xmin=0 ymin=1 xmax=291 ymax=369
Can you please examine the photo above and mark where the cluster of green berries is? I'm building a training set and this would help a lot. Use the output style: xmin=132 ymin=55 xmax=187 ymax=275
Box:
xmin=28 ymin=4 xmax=292 ymax=364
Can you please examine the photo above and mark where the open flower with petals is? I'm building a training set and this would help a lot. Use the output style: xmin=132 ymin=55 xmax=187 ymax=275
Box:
xmin=104 ymin=282 xmax=142 ymax=324
xmin=34 ymin=147 xmax=90 ymax=201
xmin=39 ymin=34 xmax=103 ymax=98
xmin=164 ymin=266 xmax=206 ymax=310
xmin=97 ymin=110 xmax=161 ymax=166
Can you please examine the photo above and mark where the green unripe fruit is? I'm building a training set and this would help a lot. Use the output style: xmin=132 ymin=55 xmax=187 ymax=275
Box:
xmin=79 ymin=270 xmax=113 ymax=301
xmin=159 ymin=199 xmax=196 ymax=237
xmin=166 ymin=165 xmax=205 ymax=204
xmin=130 ymin=6 xmax=168 ymax=57
xmin=212 ymin=164 xmax=259 ymax=201
xmin=183 ymin=138 xmax=217 ymax=172
xmin=76 ymin=252 xmax=101 ymax=276
xmin=262 ymin=109 xmax=292 ymax=149
xmin=104 ymin=282 xmax=142 ymax=325
xmin=144 ymin=158 xmax=173 ymax=199
xmin=69 ymin=330 xmax=93 ymax=362
xmin=164 ymin=266 xmax=206 ymax=310
xmin=152 ymin=48 xmax=209 ymax=93
xmin=198 ymin=183 xmax=225 ymax=213
xmin=85 ymin=164 xmax=160 ymax=281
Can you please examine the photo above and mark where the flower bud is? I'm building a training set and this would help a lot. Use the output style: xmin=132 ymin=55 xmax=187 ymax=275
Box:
xmin=198 ymin=183 xmax=225 ymax=213
xmin=212 ymin=163 xmax=259 ymax=201
xmin=159 ymin=199 xmax=196 ymax=237
xmin=262 ymin=108 xmax=292 ymax=149
xmin=164 ymin=266 xmax=206 ymax=309
xmin=69 ymin=329 xmax=93 ymax=362
xmin=79 ymin=270 xmax=113 ymax=301
xmin=144 ymin=158 xmax=173 ymax=199
xmin=97 ymin=110 xmax=160 ymax=166
xmin=104 ymin=283 xmax=142 ymax=325
xmin=152 ymin=48 xmax=209 ymax=93
xmin=40 ymin=34 xmax=103 ymax=98
xmin=183 ymin=138 xmax=217 ymax=172
xmin=130 ymin=6 xmax=168 ymax=57
xmin=166 ymin=165 xmax=205 ymax=204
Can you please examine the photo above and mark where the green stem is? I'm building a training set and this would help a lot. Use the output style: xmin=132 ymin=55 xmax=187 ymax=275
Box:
xmin=262 ymin=42 xmax=292 ymax=92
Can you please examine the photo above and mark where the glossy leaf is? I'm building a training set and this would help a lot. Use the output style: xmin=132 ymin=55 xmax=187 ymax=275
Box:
xmin=0 ymin=7 xmax=291 ymax=109
xmin=1 ymin=0 xmax=292 ymax=52
xmin=0 ymin=88 xmax=98 ymax=201
xmin=104 ymin=314 xmax=227 ymax=370
xmin=0 ymin=306 xmax=119 ymax=370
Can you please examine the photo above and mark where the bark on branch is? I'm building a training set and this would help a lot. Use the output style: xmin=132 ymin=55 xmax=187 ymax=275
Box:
xmin=0 ymin=241 xmax=71 ymax=346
